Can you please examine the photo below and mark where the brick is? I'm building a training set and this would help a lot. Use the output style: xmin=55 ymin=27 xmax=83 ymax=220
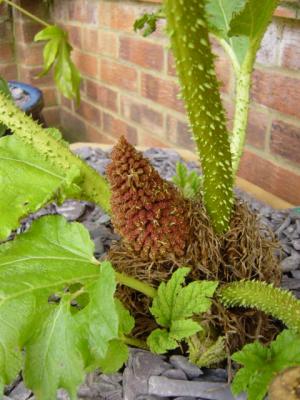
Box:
xmin=0 ymin=64 xmax=17 ymax=80
xmin=246 ymin=106 xmax=269 ymax=149
xmin=68 ymin=0 xmax=98 ymax=25
xmin=66 ymin=25 xmax=82 ymax=49
xmin=138 ymin=131 xmax=169 ymax=148
xmin=166 ymin=114 xmax=195 ymax=150
xmin=98 ymin=30 xmax=118 ymax=58
xmin=0 ymin=21 xmax=12 ymax=41
xmin=61 ymin=96 xmax=73 ymax=110
xmin=256 ymin=22 xmax=280 ymax=66
xmin=167 ymin=51 xmax=176 ymax=77
xmin=17 ymin=44 xmax=44 ymax=66
xmin=14 ymin=21 xmax=41 ymax=43
xmin=42 ymin=107 xmax=61 ymax=127
xmin=75 ymin=99 xmax=101 ymax=127
xmin=270 ymin=119 xmax=300 ymax=164
xmin=52 ymin=0 xmax=68 ymax=21
xmin=43 ymin=87 xmax=58 ymax=107
xmin=222 ymin=97 xmax=235 ymax=131
xmin=86 ymin=80 xmax=118 ymax=112
xmin=103 ymin=112 xmax=138 ymax=144
xmin=17 ymin=0 xmax=48 ymax=19
xmin=120 ymin=95 xmax=163 ymax=133
xmin=238 ymin=150 xmax=300 ymax=205
xmin=141 ymin=73 xmax=185 ymax=113
xmin=83 ymin=28 xmax=98 ymax=53
xmin=100 ymin=59 xmax=138 ymax=92
xmin=99 ymin=2 xmax=144 ymax=32
xmin=251 ymin=69 xmax=300 ymax=119
xmin=19 ymin=66 xmax=54 ymax=86
xmin=274 ymin=5 xmax=297 ymax=19
xmin=214 ymin=53 xmax=232 ymax=93
xmin=85 ymin=124 xmax=115 ymax=144
xmin=279 ymin=21 xmax=300 ymax=70
xmin=60 ymin=109 xmax=87 ymax=143
xmin=72 ymin=51 xmax=98 ymax=78
xmin=0 ymin=43 xmax=14 ymax=63
xmin=120 ymin=37 xmax=164 ymax=71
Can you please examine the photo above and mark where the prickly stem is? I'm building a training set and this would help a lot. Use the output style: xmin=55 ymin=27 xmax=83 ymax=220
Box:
xmin=164 ymin=0 xmax=234 ymax=233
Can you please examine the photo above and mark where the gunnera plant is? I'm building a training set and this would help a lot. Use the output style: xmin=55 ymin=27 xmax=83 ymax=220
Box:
xmin=107 ymin=0 xmax=282 ymax=352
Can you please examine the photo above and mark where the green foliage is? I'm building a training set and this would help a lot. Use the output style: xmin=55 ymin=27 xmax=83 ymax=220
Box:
xmin=0 ymin=91 xmax=111 ymax=235
xmin=229 ymin=0 xmax=279 ymax=57
xmin=134 ymin=8 xmax=164 ymax=37
xmin=164 ymin=0 xmax=234 ymax=233
xmin=231 ymin=330 xmax=300 ymax=400
xmin=172 ymin=162 xmax=202 ymax=199
xmin=0 ymin=215 xmax=134 ymax=399
xmin=35 ymin=25 xmax=81 ymax=102
xmin=205 ymin=0 xmax=248 ymax=66
xmin=0 ymin=134 xmax=81 ymax=239
xmin=219 ymin=280 xmax=300 ymax=332
xmin=188 ymin=334 xmax=226 ymax=367
xmin=0 ymin=76 xmax=11 ymax=137
xmin=147 ymin=267 xmax=218 ymax=353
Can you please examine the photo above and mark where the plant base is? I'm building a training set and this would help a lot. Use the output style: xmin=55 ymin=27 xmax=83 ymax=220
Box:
xmin=108 ymin=198 xmax=281 ymax=352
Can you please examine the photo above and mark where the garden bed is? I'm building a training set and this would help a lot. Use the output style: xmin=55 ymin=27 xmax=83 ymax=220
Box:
xmin=5 ymin=145 xmax=299 ymax=400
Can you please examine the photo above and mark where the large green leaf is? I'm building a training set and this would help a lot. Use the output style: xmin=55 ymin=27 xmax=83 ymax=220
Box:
xmin=0 ymin=215 xmax=126 ymax=397
xmin=0 ymin=135 xmax=81 ymax=240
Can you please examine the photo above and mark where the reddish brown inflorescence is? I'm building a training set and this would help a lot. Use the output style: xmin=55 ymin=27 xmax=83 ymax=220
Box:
xmin=106 ymin=136 xmax=189 ymax=260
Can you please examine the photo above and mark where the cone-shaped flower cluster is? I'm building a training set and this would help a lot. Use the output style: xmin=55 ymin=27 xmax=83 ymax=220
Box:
xmin=106 ymin=136 xmax=189 ymax=260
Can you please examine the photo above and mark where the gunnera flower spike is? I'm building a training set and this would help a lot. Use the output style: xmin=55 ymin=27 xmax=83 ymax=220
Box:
xmin=106 ymin=136 xmax=189 ymax=260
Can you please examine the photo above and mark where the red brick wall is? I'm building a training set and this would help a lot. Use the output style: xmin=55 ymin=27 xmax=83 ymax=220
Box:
xmin=1 ymin=0 xmax=300 ymax=204
xmin=0 ymin=3 xmax=16 ymax=79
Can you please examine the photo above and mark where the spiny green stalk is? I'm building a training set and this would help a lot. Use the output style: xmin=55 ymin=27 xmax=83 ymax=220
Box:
xmin=219 ymin=280 xmax=300 ymax=332
xmin=164 ymin=0 xmax=234 ymax=233
xmin=0 ymin=92 xmax=111 ymax=212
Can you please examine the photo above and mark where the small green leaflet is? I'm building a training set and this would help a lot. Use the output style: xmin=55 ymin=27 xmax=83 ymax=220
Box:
xmin=0 ymin=134 xmax=81 ymax=239
xmin=134 ymin=8 xmax=163 ymax=37
xmin=231 ymin=329 xmax=300 ymax=400
xmin=172 ymin=162 xmax=202 ymax=200
xmin=34 ymin=25 xmax=81 ymax=102
xmin=0 ymin=76 xmax=11 ymax=137
xmin=147 ymin=268 xmax=218 ymax=354
xmin=0 ymin=215 xmax=132 ymax=398
xmin=229 ymin=0 xmax=279 ymax=55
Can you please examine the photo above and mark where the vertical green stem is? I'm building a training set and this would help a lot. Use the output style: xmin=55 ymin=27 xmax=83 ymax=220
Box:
xmin=231 ymin=64 xmax=252 ymax=178
xmin=164 ymin=0 xmax=234 ymax=233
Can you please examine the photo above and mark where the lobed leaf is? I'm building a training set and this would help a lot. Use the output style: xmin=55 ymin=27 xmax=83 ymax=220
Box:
xmin=148 ymin=268 xmax=218 ymax=354
xmin=35 ymin=25 xmax=81 ymax=102
xmin=0 ymin=216 xmax=132 ymax=398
